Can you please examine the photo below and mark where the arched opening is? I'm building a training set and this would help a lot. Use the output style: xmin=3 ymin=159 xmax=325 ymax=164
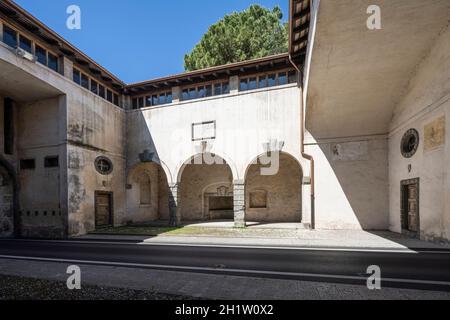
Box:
xmin=179 ymin=153 xmax=234 ymax=222
xmin=245 ymin=152 xmax=303 ymax=223
xmin=126 ymin=162 xmax=169 ymax=224
xmin=0 ymin=161 xmax=16 ymax=237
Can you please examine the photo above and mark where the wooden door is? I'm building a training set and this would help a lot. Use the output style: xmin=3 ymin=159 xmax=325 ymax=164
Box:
xmin=95 ymin=192 xmax=112 ymax=227
xmin=407 ymin=184 xmax=418 ymax=232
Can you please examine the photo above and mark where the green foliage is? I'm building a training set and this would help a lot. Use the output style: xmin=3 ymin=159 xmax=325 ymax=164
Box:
xmin=184 ymin=5 xmax=288 ymax=71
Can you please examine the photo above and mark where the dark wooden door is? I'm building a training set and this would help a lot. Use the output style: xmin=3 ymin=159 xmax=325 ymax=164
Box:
xmin=95 ymin=192 xmax=112 ymax=227
xmin=407 ymin=184 xmax=418 ymax=232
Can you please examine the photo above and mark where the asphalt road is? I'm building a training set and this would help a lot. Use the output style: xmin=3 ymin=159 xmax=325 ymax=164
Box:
xmin=0 ymin=239 xmax=450 ymax=291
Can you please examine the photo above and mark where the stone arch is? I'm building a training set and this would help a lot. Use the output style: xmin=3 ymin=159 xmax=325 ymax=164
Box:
xmin=0 ymin=155 xmax=18 ymax=237
xmin=126 ymin=162 xmax=170 ymax=223
xmin=244 ymin=151 xmax=303 ymax=223
xmin=177 ymin=153 xmax=235 ymax=222
xmin=176 ymin=152 xmax=239 ymax=184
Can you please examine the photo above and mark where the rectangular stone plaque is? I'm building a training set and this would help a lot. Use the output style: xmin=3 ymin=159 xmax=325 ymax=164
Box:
xmin=192 ymin=121 xmax=216 ymax=141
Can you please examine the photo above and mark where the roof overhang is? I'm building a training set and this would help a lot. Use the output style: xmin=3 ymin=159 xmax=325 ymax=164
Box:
xmin=126 ymin=53 xmax=294 ymax=94
xmin=304 ymin=0 xmax=450 ymax=139
xmin=289 ymin=0 xmax=311 ymax=68
xmin=0 ymin=0 xmax=125 ymax=88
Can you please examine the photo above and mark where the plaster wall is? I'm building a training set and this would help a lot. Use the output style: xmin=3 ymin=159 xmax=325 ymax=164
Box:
xmin=388 ymin=24 xmax=450 ymax=242
xmin=305 ymin=135 xmax=389 ymax=230
xmin=127 ymin=85 xmax=305 ymax=184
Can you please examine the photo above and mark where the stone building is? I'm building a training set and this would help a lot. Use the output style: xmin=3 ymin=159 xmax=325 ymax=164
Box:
xmin=0 ymin=0 xmax=449 ymax=243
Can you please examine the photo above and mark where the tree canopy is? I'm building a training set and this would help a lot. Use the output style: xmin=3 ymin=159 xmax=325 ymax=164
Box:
xmin=184 ymin=5 xmax=288 ymax=71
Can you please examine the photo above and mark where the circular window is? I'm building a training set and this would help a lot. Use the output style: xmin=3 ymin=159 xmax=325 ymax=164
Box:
xmin=95 ymin=156 xmax=113 ymax=175
xmin=401 ymin=129 xmax=420 ymax=158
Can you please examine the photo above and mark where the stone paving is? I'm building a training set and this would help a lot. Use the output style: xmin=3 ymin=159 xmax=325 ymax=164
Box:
xmin=0 ymin=259 xmax=449 ymax=300
xmin=80 ymin=229 xmax=450 ymax=250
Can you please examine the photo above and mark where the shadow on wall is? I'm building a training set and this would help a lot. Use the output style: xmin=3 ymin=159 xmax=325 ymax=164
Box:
xmin=310 ymin=135 xmax=390 ymax=230
xmin=125 ymin=110 xmax=173 ymax=227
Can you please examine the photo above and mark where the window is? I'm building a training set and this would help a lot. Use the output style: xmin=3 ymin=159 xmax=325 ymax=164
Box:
xmin=198 ymin=86 xmax=206 ymax=98
xmin=81 ymin=73 xmax=89 ymax=89
xmin=268 ymin=74 xmax=276 ymax=87
xmin=138 ymin=97 xmax=144 ymax=108
xmin=20 ymin=159 xmax=35 ymax=170
xmin=158 ymin=94 xmax=166 ymax=105
xmin=214 ymin=83 xmax=222 ymax=96
xmin=3 ymin=25 xmax=17 ymax=48
xmin=166 ymin=92 xmax=173 ymax=104
xmin=278 ymin=72 xmax=287 ymax=85
xmin=288 ymin=71 xmax=297 ymax=84
xmin=151 ymin=95 xmax=158 ymax=106
xmin=35 ymin=45 xmax=47 ymax=65
xmin=222 ymin=82 xmax=230 ymax=94
xmin=248 ymin=77 xmax=257 ymax=90
xmin=98 ymin=85 xmax=105 ymax=98
xmin=240 ymin=71 xmax=295 ymax=92
xmin=182 ymin=89 xmax=189 ymax=101
xmin=44 ymin=156 xmax=59 ymax=168
xmin=3 ymin=98 xmax=13 ymax=155
xmin=107 ymin=90 xmax=113 ymax=103
xmin=90 ymin=79 xmax=98 ymax=95
xmin=47 ymin=52 xmax=58 ymax=72
xmin=259 ymin=75 xmax=268 ymax=88
xmin=95 ymin=156 xmax=113 ymax=175
xmin=19 ymin=35 xmax=32 ymax=53
xmin=205 ymin=85 xmax=212 ymax=97
xmin=401 ymin=129 xmax=420 ymax=158
xmin=188 ymin=88 xmax=196 ymax=100
xmin=132 ymin=98 xmax=138 ymax=109
xmin=73 ymin=68 xmax=81 ymax=85
xmin=113 ymin=94 xmax=119 ymax=106
xmin=240 ymin=79 xmax=248 ymax=91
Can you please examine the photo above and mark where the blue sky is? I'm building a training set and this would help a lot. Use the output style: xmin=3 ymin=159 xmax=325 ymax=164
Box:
xmin=14 ymin=0 xmax=288 ymax=83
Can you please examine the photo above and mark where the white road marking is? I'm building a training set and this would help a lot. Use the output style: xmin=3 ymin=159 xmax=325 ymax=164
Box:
xmin=0 ymin=254 xmax=450 ymax=287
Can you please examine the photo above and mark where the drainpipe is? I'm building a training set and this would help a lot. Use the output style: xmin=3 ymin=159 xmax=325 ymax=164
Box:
xmin=289 ymin=55 xmax=316 ymax=230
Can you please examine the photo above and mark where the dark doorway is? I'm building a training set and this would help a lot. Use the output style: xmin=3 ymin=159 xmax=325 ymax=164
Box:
xmin=401 ymin=178 xmax=420 ymax=237
xmin=95 ymin=192 xmax=113 ymax=228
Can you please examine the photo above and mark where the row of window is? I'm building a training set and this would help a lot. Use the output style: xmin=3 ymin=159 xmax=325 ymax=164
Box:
xmin=240 ymin=71 xmax=297 ymax=92
xmin=2 ymin=23 xmax=59 ymax=72
xmin=132 ymin=91 xmax=173 ymax=109
xmin=130 ymin=71 xmax=297 ymax=110
xmin=73 ymin=68 xmax=120 ymax=107
xmin=20 ymin=156 xmax=59 ymax=170
xmin=182 ymin=81 xmax=230 ymax=101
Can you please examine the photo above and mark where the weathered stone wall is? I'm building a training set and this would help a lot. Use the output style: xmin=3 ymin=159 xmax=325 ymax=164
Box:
xmin=245 ymin=153 xmax=302 ymax=222
xmin=66 ymin=90 xmax=126 ymax=236
xmin=126 ymin=162 xmax=169 ymax=224
xmin=179 ymin=161 xmax=233 ymax=221
xmin=388 ymin=24 xmax=450 ymax=242
xmin=16 ymin=97 xmax=64 ymax=238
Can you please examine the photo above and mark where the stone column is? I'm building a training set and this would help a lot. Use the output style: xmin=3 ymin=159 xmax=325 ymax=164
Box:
xmin=233 ymin=181 xmax=245 ymax=228
xmin=0 ymin=23 xmax=3 ymax=43
xmin=168 ymin=183 xmax=180 ymax=227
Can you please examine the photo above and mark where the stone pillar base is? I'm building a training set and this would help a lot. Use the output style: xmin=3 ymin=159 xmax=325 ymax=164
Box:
xmin=168 ymin=184 xmax=180 ymax=227
xmin=233 ymin=182 xmax=245 ymax=228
